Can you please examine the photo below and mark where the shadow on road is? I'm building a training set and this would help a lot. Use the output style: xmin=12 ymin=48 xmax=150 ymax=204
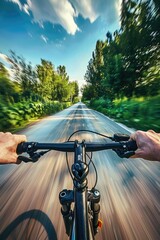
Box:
xmin=0 ymin=209 xmax=57 ymax=240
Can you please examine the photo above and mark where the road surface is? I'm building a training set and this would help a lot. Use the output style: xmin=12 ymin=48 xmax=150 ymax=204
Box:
xmin=0 ymin=103 xmax=160 ymax=240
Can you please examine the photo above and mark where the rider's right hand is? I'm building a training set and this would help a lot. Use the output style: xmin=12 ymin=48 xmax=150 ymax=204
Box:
xmin=130 ymin=130 xmax=160 ymax=161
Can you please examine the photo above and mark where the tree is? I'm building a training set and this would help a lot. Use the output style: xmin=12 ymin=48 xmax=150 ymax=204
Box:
xmin=81 ymin=84 xmax=94 ymax=101
xmin=52 ymin=74 xmax=70 ymax=102
xmin=57 ymin=65 xmax=69 ymax=82
xmin=85 ymin=40 xmax=105 ymax=98
xmin=83 ymin=0 xmax=160 ymax=100
xmin=7 ymin=51 xmax=37 ymax=98
xmin=0 ymin=62 xmax=20 ymax=104
xmin=120 ymin=0 xmax=160 ymax=97
xmin=0 ymin=62 xmax=9 ymax=77
xmin=36 ymin=59 xmax=55 ymax=100
xmin=69 ymin=81 xmax=79 ymax=102
xmin=152 ymin=0 xmax=160 ymax=46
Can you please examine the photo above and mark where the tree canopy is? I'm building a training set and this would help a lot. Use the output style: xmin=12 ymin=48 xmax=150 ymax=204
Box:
xmin=0 ymin=52 xmax=79 ymax=104
xmin=82 ymin=0 xmax=160 ymax=101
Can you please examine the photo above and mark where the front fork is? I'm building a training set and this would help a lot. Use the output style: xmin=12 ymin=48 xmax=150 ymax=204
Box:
xmin=59 ymin=188 xmax=101 ymax=236
xmin=59 ymin=189 xmax=74 ymax=236
xmin=88 ymin=189 xmax=101 ymax=234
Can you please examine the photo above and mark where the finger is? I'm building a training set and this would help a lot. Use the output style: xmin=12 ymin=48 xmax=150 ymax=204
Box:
xmin=147 ymin=130 xmax=156 ymax=134
xmin=5 ymin=132 xmax=12 ymax=135
xmin=130 ymin=132 xmax=136 ymax=140
xmin=14 ymin=134 xmax=27 ymax=144
xmin=129 ymin=153 xmax=137 ymax=158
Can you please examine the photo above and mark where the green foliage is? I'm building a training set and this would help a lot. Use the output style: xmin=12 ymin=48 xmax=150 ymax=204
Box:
xmin=82 ymin=0 xmax=160 ymax=100
xmin=57 ymin=65 xmax=69 ymax=81
xmin=68 ymin=81 xmax=79 ymax=102
xmin=73 ymin=97 xmax=80 ymax=104
xmin=84 ymin=40 xmax=105 ymax=98
xmin=90 ymin=98 xmax=112 ymax=109
xmin=1 ymin=53 xmax=79 ymax=104
xmin=36 ymin=60 xmax=79 ymax=102
xmin=0 ymin=57 xmax=77 ymax=131
xmin=81 ymin=84 xmax=95 ymax=101
xmin=62 ymin=101 xmax=72 ymax=108
xmin=0 ymin=62 xmax=21 ymax=104
xmin=90 ymin=96 xmax=160 ymax=132
xmin=7 ymin=51 xmax=37 ymax=98
xmin=0 ymin=62 xmax=9 ymax=77
xmin=82 ymin=0 xmax=160 ymax=131
xmin=0 ymin=100 xmax=70 ymax=131
xmin=37 ymin=59 xmax=55 ymax=100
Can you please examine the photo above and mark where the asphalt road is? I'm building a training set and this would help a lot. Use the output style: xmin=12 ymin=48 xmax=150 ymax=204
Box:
xmin=0 ymin=102 xmax=160 ymax=240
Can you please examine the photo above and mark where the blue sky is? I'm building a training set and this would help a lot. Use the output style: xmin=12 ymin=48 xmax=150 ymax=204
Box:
xmin=0 ymin=0 xmax=121 ymax=88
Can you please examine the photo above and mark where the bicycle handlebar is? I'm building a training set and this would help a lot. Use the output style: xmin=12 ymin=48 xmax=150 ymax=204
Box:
xmin=17 ymin=139 xmax=137 ymax=162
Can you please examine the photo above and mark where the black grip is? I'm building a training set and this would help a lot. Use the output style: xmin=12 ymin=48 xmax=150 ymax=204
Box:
xmin=126 ymin=140 xmax=137 ymax=151
xmin=113 ymin=140 xmax=137 ymax=158
xmin=16 ymin=142 xmax=30 ymax=154
xmin=17 ymin=142 xmax=41 ymax=163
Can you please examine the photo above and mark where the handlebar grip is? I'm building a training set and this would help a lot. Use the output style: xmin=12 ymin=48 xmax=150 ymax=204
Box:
xmin=113 ymin=140 xmax=137 ymax=158
xmin=16 ymin=142 xmax=29 ymax=154
xmin=126 ymin=140 xmax=137 ymax=151
xmin=17 ymin=142 xmax=40 ymax=163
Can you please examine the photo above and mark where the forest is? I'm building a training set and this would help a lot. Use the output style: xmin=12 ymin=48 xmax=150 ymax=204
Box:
xmin=0 ymin=51 xmax=79 ymax=131
xmin=82 ymin=0 xmax=160 ymax=131
xmin=1 ymin=0 xmax=159 ymax=132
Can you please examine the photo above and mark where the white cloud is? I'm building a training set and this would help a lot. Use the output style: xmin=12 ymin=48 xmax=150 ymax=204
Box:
xmin=7 ymin=0 xmax=121 ymax=34
xmin=70 ymin=0 xmax=121 ymax=24
xmin=69 ymin=0 xmax=98 ymax=23
xmin=41 ymin=34 xmax=48 ymax=43
xmin=23 ymin=3 xmax=30 ymax=15
xmin=27 ymin=0 xmax=79 ymax=35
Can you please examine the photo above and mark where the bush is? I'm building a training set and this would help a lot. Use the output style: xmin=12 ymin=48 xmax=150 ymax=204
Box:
xmin=89 ymin=96 xmax=160 ymax=132
xmin=0 ymin=100 xmax=70 ymax=131
xmin=73 ymin=97 xmax=80 ymax=103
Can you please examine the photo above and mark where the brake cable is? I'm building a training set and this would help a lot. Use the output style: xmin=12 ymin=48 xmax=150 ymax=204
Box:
xmin=66 ymin=129 xmax=112 ymax=187
xmin=67 ymin=129 xmax=113 ymax=140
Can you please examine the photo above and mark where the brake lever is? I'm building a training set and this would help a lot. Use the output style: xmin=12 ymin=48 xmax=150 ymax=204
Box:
xmin=18 ymin=150 xmax=49 ymax=163
xmin=112 ymin=133 xmax=130 ymax=141
xmin=17 ymin=155 xmax=35 ymax=163
xmin=113 ymin=140 xmax=137 ymax=158
xmin=113 ymin=149 xmax=135 ymax=158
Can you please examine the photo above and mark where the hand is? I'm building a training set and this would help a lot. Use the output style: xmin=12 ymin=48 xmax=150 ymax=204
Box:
xmin=130 ymin=130 xmax=160 ymax=161
xmin=0 ymin=132 xmax=27 ymax=164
